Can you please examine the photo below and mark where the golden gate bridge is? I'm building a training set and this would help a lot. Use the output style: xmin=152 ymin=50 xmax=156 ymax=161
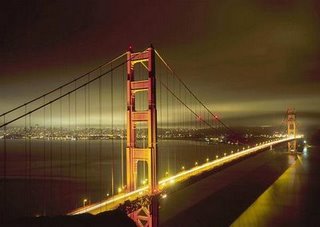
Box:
xmin=0 ymin=46 xmax=301 ymax=226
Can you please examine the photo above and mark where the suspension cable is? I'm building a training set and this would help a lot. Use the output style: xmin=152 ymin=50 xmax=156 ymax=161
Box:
xmin=0 ymin=53 xmax=127 ymax=118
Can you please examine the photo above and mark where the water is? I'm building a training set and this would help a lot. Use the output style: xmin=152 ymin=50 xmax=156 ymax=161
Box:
xmin=159 ymin=141 xmax=313 ymax=226
xmin=0 ymin=138 xmax=244 ymax=220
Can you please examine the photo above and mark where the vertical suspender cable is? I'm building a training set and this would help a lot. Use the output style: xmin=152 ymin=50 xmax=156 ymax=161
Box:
xmin=24 ymin=106 xmax=28 ymax=214
xmin=88 ymin=74 xmax=91 ymax=201
xmin=2 ymin=115 xmax=6 ymax=221
xmin=28 ymin=113 xmax=32 ymax=214
xmin=49 ymin=102 xmax=53 ymax=214
xmin=74 ymin=81 xmax=77 ymax=190
xmin=68 ymin=93 xmax=71 ymax=203
xmin=166 ymin=68 xmax=169 ymax=176
xmin=111 ymin=63 xmax=114 ymax=196
xmin=172 ymin=73 xmax=176 ymax=173
xmin=84 ymin=77 xmax=88 ymax=201
xmin=99 ymin=69 xmax=102 ymax=206
xmin=159 ymin=63 xmax=162 ymax=176
xmin=43 ymin=97 xmax=46 ymax=215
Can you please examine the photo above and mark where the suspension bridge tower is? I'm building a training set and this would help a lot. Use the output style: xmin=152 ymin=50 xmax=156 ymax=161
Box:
xmin=126 ymin=46 xmax=159 ymax=226
xmin=287 ymin=108 xmax=297 ymax=152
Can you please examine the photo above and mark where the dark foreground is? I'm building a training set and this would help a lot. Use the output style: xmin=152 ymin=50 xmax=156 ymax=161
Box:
xmin=3 ymin=210 xmax=135 ymax=227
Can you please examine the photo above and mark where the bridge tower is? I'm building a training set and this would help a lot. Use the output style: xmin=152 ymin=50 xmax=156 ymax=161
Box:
xmin=287 ymin=108 xmax=297 ymax=152
xmin=126 ymin=46 xmax=158 ymax=226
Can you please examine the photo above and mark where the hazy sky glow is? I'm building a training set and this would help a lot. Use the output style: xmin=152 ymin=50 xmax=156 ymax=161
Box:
xmin=1 ymin=0 xmax=320 ymax=128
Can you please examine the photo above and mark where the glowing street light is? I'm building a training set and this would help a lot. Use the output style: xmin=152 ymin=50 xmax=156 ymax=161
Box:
xmin=161 ymin=193 xmax=167 ymax=199
xmin=141 ymin=179 xmax=148 ymax=185
xmin=83 ymin=199 xmax=88 ymax=207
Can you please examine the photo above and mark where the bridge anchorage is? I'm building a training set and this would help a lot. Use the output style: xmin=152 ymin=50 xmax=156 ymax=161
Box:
xmin=126 ymin=46 xmax=159 ymax=226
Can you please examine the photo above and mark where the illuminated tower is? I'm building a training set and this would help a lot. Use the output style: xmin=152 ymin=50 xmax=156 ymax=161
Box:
xmin=287 ymin=108 xmax=296 ymax=152
xmin=126 ymin=46 xmax=158 ymax=226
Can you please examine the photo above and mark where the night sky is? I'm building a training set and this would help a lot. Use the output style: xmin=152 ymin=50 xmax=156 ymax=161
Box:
xmin=1 ymin=0 xmax=320 ymax=128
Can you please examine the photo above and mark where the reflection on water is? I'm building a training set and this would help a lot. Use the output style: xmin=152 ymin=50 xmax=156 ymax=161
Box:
xmin=232 ymin=146 xmax=318 ymax=226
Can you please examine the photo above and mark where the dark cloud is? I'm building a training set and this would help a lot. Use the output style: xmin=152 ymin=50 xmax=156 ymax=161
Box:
xmin=1 ymin=0 xmax=319 ymax=127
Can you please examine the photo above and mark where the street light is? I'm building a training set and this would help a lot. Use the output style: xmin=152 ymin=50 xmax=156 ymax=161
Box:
xmin=83 ymin=199 xmax=88 ymax=207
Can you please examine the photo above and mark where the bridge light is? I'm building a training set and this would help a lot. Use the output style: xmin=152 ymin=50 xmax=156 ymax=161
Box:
xmin=206 ymin=158 xmax=209 ymax=162
xmin=83 ymin=199 xmax=88 ymax=207
xmin=106 ymin=193 xmax=109 ymax=197
xmin=231 ymin=151 xmax=233 ymax=154
xmin=118 ymin=187 xmax=122 ymax=193
xmin=304 ymin=140 xmax=307 ymax=144
xmin=224 ymin=153 xmax=226 ymax=156
xmin=181 ymin=166 xmax=185 ymax=170
xmin=195 ymin=161 xmax=198 ymax=166
xmin=161 ymin=193 xmax=167 ymax=199
xmin=216 ymin=155 xmax=219 ymax=159
xmin=165 ymin=171 xmax=169 ymax=176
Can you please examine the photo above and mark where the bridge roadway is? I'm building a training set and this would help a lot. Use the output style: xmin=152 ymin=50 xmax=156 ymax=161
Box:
xmin=70 ymin=136 xmax=302 ymax=216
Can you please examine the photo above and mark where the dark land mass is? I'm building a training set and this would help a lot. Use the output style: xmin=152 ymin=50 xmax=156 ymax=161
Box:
xmin=3 ymin=210 xmax=136 ymax=227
